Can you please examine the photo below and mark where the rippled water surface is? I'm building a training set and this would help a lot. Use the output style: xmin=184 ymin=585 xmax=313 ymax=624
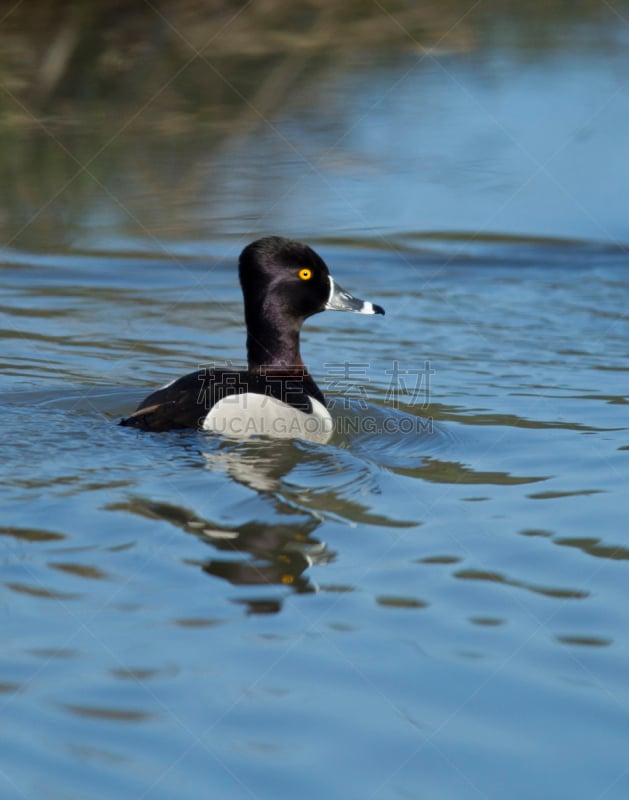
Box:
xmin=2 ymin=13 xmax=629 ymax=800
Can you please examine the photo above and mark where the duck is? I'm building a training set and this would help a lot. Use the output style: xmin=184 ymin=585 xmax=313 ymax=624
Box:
xmin=119 ymin=236 xmax=384 ymax=442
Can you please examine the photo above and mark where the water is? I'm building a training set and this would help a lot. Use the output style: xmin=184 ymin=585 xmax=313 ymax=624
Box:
xmin=2 ymin=12 xmax=629 ymax=800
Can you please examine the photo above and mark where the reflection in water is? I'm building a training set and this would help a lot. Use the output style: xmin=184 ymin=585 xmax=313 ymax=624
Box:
xmin=555 ymin=635 xmax=612 ymax=648
xmin=0 ymin=682 xmax=22 ymax=694
xmin=425 ymin=405 xmax=621 ymax=433
xmin=199 ymin=438 xmax=303 ymax=494
xmin=376 ymin=595 xmax=428 ymax=609
xmin=390 ymin=456 xmax=547 ymax=486
xmin=348 ymin=404 xmax=550 ymax=485
xmin=4 ymin=1 xmax=478 ymax=107
xmin=107 ymin=495 xmax=330 ymax=612
xmin=200 ymin=433 xmax=420 ymax=527
xmin=48 ymin=562 xmax=109 ymax=580
xmin=4 ymin=582 xmax=80 ymax=601
xmin=0 ymin=526 xmax=65 ymax=543
xmin=59 ymin=703 xmax=154 ymax=723
xmin=554 ymin=536 xmax=629 ymax=561
xmin=528 ymin=489 xmax=604 ymax=500
xmin=0 ymin=1 xmax=474 ymax=250
xmin=454 ymin=568 xmax=589 ymax=600
xmin=469 ymin=616 xmax=505 ymax=627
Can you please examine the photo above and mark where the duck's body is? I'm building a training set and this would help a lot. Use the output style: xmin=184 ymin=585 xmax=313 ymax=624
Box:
xmin=120 ymin=236 xmax=384 ymax=441
xmin=120 ymin=365 xmax=333 ymax=441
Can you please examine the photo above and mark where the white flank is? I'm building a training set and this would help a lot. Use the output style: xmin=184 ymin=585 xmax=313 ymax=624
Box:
xmin=202 ymin=393 xmax=333 ymax=444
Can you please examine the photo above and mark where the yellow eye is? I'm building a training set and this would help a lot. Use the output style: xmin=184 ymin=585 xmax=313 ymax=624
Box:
xmin=298 ymin=268 xmax=312 ymax=281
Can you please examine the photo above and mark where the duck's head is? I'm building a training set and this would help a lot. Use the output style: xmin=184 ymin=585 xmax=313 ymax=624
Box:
xmin=239 ymin=236 xmax=385 ymax=322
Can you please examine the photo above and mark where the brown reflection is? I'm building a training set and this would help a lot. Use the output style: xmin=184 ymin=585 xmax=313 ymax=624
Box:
xmin=2 ymin=0 xmax=618 ymax=108
xmin=417 ymin=555 xmax=462 ymax=565
xmin=5 ymin=582 xmax=80 ymax=600
xmin=111 ymin=667 xmax=173 ymax=681
xmin=4 ymin=1 xmax=477 ymax=109
xmin=48 ymin=562 xmax=109 ymax=579
xmin=554 ymin=536 xmax=629 ymax=561
xmin=469 ymin=617 xmax=505 ymax=627
xmin=454 ymin=569 xmax=589 ymax=600
xmin=0 ymin=1 xmax=472 ymax=249
xmin=2 ymin=2 xmax=622 ymax=249
xmin=376 ymin=595 xmax=428 ymax=609
xmin=555 ymin=635 xmax=612 ymax=648
xmin=392 ymin=457 xmax=547 ymax=486
xmin=528 ymin=489 xmax=604 ymax=500
xmin=172 ymin=617 xmax=224 ymax=628
xmin=0 ymin=526 xmax=65 ymax=542
xmin=29 ymin=648 xmax=80 ymax=660
xmin=425 ymin=403 xmax=620 ymax=434
xmin=108 ymin=496 xmax=330 ymax=612
xmin=59 ymin=703 xmax=153 ymax=723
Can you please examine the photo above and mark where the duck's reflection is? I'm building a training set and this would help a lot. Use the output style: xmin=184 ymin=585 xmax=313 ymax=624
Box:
xmin=200 ymin=516 xmax=330 ymax=594
xmin=198 ymin=436 xmax=308 ymax=494
xmin=109 ymin=493 xmax=331 ymax=613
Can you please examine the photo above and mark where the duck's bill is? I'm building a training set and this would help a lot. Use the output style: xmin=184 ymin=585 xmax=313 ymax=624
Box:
xmin=325 ymin=277 xmax=385 ymax=315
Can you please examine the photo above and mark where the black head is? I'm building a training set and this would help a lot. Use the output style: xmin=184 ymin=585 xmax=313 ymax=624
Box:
xmin=239 ymin=236 xmax=332 ymax=322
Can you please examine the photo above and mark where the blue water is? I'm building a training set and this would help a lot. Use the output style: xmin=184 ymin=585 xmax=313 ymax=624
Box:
xmin=2 ymin=18 xmax=629 ymax=800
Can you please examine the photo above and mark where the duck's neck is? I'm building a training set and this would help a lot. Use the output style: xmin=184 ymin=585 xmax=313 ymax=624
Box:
xmin=245 ymin=308 xmax=326 ymax=405
xmin=246 ymin=312 xmax=305 ymax=374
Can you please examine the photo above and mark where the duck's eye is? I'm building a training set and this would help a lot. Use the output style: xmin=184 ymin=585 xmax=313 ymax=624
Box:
xmin=298 ymin=268 xmax=313 ymax=281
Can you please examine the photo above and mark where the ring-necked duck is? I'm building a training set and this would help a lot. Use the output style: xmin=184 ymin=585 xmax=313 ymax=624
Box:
xmin=120 ymin=236 xmax=384 ymax=442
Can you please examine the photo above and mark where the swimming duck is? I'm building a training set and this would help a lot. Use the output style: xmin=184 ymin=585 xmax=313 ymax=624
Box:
xmin=120 ymin=236 xmax=384 ymax=442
